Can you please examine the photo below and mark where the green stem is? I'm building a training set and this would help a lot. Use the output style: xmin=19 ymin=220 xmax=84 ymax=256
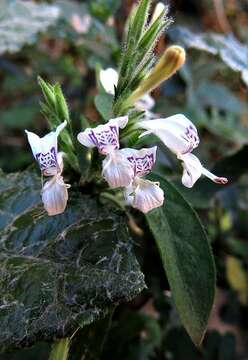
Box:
xmin=49 ymin=338 xmax=70 ymax=360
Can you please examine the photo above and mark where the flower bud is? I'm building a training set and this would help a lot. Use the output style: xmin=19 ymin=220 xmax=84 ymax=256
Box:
xmin=130 ymin=45 xmax=186 ymax=102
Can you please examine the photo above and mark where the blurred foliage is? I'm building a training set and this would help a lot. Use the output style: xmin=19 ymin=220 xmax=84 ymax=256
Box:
xmin=0 ymin=0 xmax=248 ymax=359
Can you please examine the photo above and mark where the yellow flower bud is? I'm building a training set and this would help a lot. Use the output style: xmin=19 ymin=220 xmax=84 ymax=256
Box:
xmin=130 ymin=45 xmax=186 ymax=103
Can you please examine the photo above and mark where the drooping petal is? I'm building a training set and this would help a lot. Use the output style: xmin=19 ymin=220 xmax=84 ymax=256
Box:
xmin=25 ymin=121 xmax=67 ymax=176
xmin=41 ymin=174 xmax=70 ymax=216
xmin=135 ymin=94 xmax=155 ymax=111
xmin=77 ymin=116 xmax=128 ymax=155
xmin=99 ymin=68 xmax=118 ymax=95
xmin=120 ymin=146 xmax=157 ymax=177
xmin=132 ymin=178 xmax=164 ymax=213
xmin=102 ymin=150 xmax=134 ymax=188
xmin=138 ymin=114 xmax=199 ymax=155
xmin=179 ymin=153 xmax=228 ymax=188
xmin=178 ymin=153 xmax=203 ymax=188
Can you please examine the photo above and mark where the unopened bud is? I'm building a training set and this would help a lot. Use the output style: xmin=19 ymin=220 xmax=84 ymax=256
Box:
xmin=151 ymin=2 xmax=168 ymax=24
xmin=130 ymin=45 xmax=186 ymax=102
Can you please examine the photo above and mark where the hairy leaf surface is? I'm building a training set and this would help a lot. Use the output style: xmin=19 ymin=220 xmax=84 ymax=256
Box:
xmin=0 ymin=170 xmax=145 ymax=352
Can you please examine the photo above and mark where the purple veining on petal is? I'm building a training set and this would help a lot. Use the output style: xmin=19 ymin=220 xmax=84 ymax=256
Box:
xmin=127 ymin=153 xmax=155 ymax=177
xmin=88 ymin=126 xmax=119 ymax=154
xmin=181 ymin=125 xmax=199 ymax=154
xmin=36 ymin=147 xmax=57 ymax=173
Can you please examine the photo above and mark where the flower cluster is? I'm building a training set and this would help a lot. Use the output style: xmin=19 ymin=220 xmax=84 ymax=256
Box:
xmin=77 ymin=116 xmax=164 ymax=213
xmin=25 ymin=121 xmax=70 ymax=216
xmin=25 ymin=111 xmax=228 ymax=216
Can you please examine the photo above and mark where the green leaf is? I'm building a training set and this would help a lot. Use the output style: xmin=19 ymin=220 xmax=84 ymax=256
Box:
xmin=195 ymin=81 xmax=247 ymax=115
xmin=145 ymin=174 xmax=215 ymax=345
xmin=49 ymin=339 xmax=70 ymax=360
xmin=0 ymin=0 xmax=59 ymax=54
xmin=94 ymin=94 xmax=113 ymax=121
xmin=169 ymin=26 xmax=248 ymax=87
xmin=0 ymin=170 xmax=145 ymax=352
xmin=131 ymin=0 xmax=151 ymax=43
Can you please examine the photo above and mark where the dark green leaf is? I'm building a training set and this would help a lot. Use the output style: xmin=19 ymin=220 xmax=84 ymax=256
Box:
xmin=145 ymin=174 xmax=215 ymax=345
xmin=0 ymin=170 xmax=145 ymax=352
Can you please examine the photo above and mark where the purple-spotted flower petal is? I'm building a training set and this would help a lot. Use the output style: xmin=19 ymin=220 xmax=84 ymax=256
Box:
xmin=138 ymin=114 xmax=228 ymax=187
xmin=25 ymin=121 xmax=67 ymax=176
xmin=102 ymin=150 xmax=134 ymax=188
xmin=138 ymin=114 xmax=199 ymax=155
xmin=77 ymin=116 xmax=128 ymax=155
xmin=120 ymin=146 xmax=157 ymax=177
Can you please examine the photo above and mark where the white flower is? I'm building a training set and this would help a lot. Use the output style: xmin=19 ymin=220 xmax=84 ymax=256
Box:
xmin=41 ymin=152 xmax=70 ymax=216
xmin=25 ymin=121 xmax=70 ymax=217
xmin=99 ymin=68 xmax=155 ymax=111
xmin=102 ymin=150 xmax=134 ymax=188
xmin=138 ymin=114 xmax=228 ymax=188
xmin=41 ymin=173 xmax=70 ymax=216
xmin=121 ymin=147 xmax=164 ymax=213
xmin=25 ymin=121 xmax=67 ymax=176
xmin=77 ymin=116 xmax=128 ymax=155
xmin=99 ymin=68 xmax=118 ymax=95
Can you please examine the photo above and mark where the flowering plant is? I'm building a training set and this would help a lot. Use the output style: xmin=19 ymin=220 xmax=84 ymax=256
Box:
xmin=0 ymin=0 xmax=233 ymax=356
